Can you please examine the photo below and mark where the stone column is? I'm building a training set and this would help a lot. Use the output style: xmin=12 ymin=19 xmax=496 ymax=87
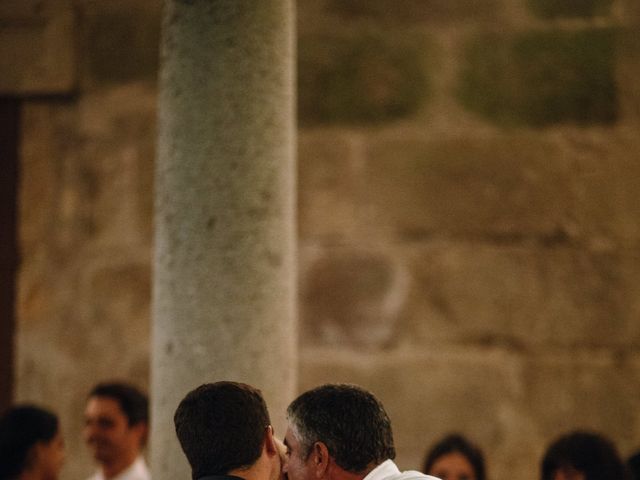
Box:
xmin=151 ymin=2 xmax=296 ymax=480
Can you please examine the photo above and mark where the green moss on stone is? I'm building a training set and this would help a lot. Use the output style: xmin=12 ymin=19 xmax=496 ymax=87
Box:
xmin=298 ymin=32 xmax=430 ymax=125
xmin=457 ymin=28 xmax=618 ymax=127
xmin=527 ymin=0 xmax=613 ymax=19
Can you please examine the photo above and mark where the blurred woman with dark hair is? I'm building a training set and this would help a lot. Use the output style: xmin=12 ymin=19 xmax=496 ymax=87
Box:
xmin=0 ymin=405 xmax=65 ymax=480
xmin=541 ymin=430 xmax=628 ymax=480
xmin=422 ymin=433 xmax=486 ymax=480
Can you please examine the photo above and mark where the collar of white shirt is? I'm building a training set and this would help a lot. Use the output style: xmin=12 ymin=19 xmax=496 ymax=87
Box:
xmin=363 ymin=459 xmax=440 ymax=480
xmin=91 ymin=456 xmax=150 ymax=480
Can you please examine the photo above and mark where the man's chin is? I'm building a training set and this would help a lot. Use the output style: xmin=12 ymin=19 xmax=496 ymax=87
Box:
xmin=90 ymin=448 xmax=114 ymax=464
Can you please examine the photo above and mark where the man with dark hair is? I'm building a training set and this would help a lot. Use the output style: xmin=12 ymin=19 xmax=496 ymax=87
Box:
xmin=174 ymin=382 xmax=282 ymax=480
xmin=84 ymin=382 xmax=149 ymax=480
xmin=540 ymin=430 xmax=628 ymax=480
xmin=283 ymin=384 xmax=439 ymax=480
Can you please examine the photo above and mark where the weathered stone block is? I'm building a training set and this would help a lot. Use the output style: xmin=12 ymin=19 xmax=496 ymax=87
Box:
xmin=523 ymin=355 xmax=640 ymax=454
xmin=298 ymin=31 xmax=430 ymax=125
xmin=84 ymin=7 xmax=160 ymax=85
xmin=0 ymin=0 xmax=76 ymax=95
xmin=625 ymin=0 xmax=640 ymax=23
xmin=616 ymin=29 xmax=640 ymax=122
xmin=526 ymin=0 xmax=613 ymax=19
xmin=19 ymin=103 xmax=73 ymax=249
xmin=401 ymin=243 xmax=640 ymax=349
xmin=458 ymin=28 xmax=618 ymax=126
xmin=20 ymin=93 xmax=155 ymax=254
xmin=298 ymin=133 xmax=360 ymax=240
xmin=569 ymin=132 xmax=640 ymax=244
xmin=300 ymin=248 xmax=408 ymax=349
xmin=326 ymin=0 xmax=505 ymax=24
xmin=86 ymin=262 xmax=151 ymax=349
xmin=364 ymin=135 xmax=573 ymax=238
xmin=72 ymin=85 xmax=156 ymax=247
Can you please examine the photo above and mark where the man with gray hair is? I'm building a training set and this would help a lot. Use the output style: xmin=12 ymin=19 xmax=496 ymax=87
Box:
xmin=282 ymin=384 xmax=440 ymax=480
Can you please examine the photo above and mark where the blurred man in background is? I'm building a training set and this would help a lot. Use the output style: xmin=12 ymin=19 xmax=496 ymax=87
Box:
xmin=84 ymin=382 xmax=149 ymax=480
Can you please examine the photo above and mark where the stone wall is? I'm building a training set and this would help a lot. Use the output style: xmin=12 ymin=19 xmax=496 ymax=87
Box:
xmin=296 ymin=0 xmax=640 ymax=478
xmin=6 ymin=1 xmax=640 ymax=480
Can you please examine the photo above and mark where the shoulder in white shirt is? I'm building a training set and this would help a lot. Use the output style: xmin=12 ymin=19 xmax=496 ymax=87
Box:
xmin=87 ymin=456 xmax=150 ymax=480
xmin=363 ymin=459 xmax=441 ymax=480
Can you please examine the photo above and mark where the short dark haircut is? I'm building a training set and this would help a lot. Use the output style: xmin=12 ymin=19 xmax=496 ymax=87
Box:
xmin=541 ymin=430 xmax=628 ymax=480
xmin=423 ymin=434 xmax=486 ymax=480
xmin=286 ymin=383 xmax=396 ymax=473
xmin=89 ymin=381 xmax=148 ymax=426
xmin=0 ymin=405 xmax=59 ymax=480
xmin=174 ymin=382 xmax=271 ymax=479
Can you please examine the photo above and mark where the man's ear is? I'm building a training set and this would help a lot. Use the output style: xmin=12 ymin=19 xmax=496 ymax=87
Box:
xmin=131 ymin=422 xmax=149 ymax=448
xmin=311 ymin=442 xmax=330 ymax=478
xmin=264 ymin=425 xmax=278 ymax=456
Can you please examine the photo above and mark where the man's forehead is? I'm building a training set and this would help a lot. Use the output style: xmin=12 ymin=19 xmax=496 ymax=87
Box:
xmin=85 ymin=396 xmax=126 ymax=417
xmin=283 ymin=426 xmax=299 ymax=445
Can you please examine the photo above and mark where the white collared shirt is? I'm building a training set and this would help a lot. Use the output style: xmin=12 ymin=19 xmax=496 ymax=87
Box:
xmin=88 ymin=456 xmax=151 ymax=480
xmin=363 ymin=459 xmax=441 ymax=480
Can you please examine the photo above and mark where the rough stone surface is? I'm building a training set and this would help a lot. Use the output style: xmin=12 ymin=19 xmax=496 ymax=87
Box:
xmin=0 ymin=0 xmax=76 ymax=94
xmin=617 ymin=29 xmax=640 ymax=123
xmin=458 ymin=28 xmax=618 ymax=126
xmin=399 ymin=242 xmax=640 ymax=349
xmin=626 ymin=0 xmax=640 ymax=23
xmin=83 ymin=4 xmax=161 ymax=86
xmin=300 ymin=248 xmax=407 ymax=349
xmin=152 ymin=3 xmax=296 ymax=480
xmin=526 ymin=0 xmax=613 ymax=19
xmin=568 ymin=131 xmax=640 ymax=244
xmin=298 ymin=30 xmax=430 ymax=125
xmin=325 ymin=0 xmax=506 ymax=24
xmin=363 ymin=135 xmax=574 ymax=238
xmin=523 ymin=353 xmax=640 ymax=445
xmin=297 ymin=132 xmax=360 ymax=240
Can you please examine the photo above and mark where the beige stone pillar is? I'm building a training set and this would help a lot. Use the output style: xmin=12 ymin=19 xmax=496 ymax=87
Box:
xmin=151 ymin=2 xmax=296 ymax=480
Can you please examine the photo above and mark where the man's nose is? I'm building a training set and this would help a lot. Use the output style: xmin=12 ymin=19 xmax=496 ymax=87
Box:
xmin=84 ymin=423 xmax=97 ymax=440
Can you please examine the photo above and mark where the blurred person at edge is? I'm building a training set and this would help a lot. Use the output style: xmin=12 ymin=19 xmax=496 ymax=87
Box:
xmin=627 ymin=451 xmax=640 ymax=480
xmin=0 ymin=405 xmax=66 ymax=480
xmin=541 ymin=430 xmax=629 ymax=480
xmin=422 ymin=434 xmax=485 ymax=480
xmin=84 ymin=382 xmax=149 ymax=480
